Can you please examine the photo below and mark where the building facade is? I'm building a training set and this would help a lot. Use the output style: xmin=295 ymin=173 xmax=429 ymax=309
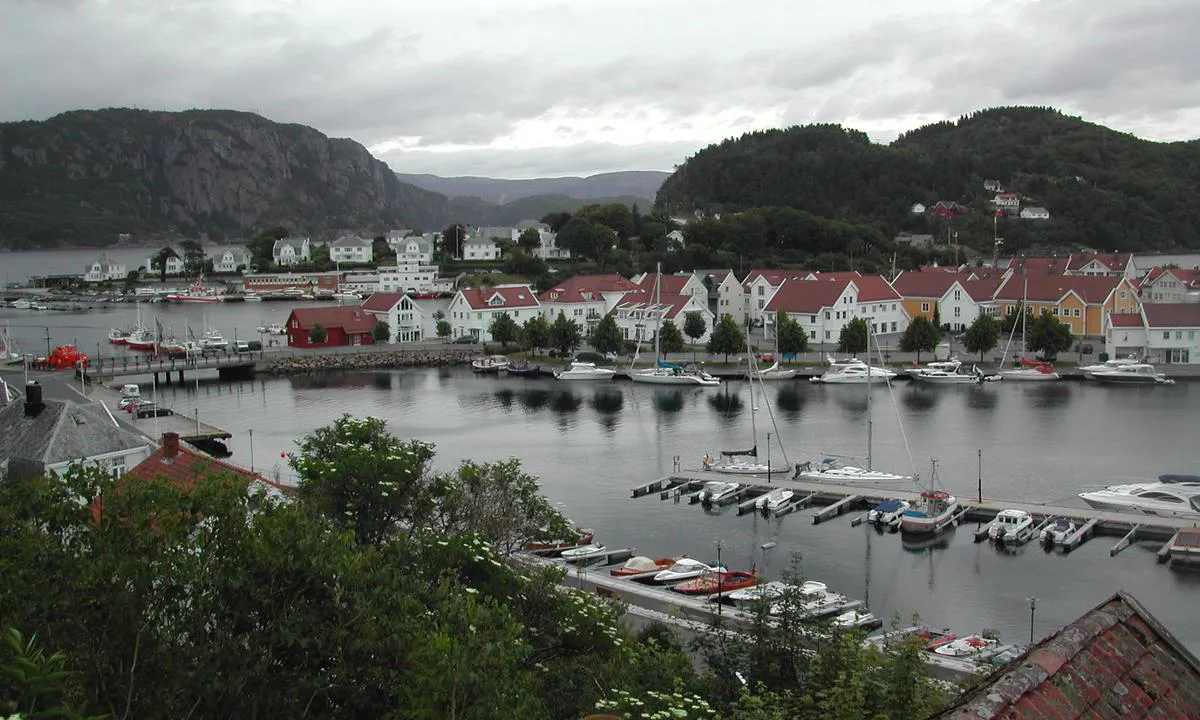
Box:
xmin=329 ymin=234 xmax=373 ymax=264
xmin=84 ymin=255 xmax=128 ymax=282
xmin=447 ymin=285 xmax=541 ymax=341
xmin=285 ymin=306 xmax=378 ymax=348
xmin=272 ymin=237 xmax=311 ymax=266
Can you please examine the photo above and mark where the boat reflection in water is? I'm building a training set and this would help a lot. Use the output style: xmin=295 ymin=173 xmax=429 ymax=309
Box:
xmin=589 ymin=388 xmax=624 ymax=415
xmin=775 ymin=386 xmax=804 ymax=417
xmin=653 ymin=389 xmax=684 ymax=413
xmin=1022 ymin=384 xmax=1071 ymax=409
xmin=901 ymin=527 xmax=957 ymax=554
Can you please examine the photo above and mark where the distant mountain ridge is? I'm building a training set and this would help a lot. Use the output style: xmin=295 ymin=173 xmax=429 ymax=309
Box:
xmin=397 ymin=171 xmax=668 ymax=205
xmin=656 ymin=107 xmax=1200 ymax=252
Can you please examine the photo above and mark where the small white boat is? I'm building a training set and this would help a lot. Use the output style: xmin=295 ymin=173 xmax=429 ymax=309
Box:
xmin=794 ymin=459 xmax=912 ymax=485
xmin=1039 ymin=518 xmax=1077 ymax=546
xmin=755 ymin=488 xmax=793 ymax=512
xmin=1085 ymin=363 xmax=1173 ymax=385
xmin=727 ymin=580 xmax=794 ymax=607
xmin=9 ymin=299 xmax=32 ymax=309
xmin=333 ymin=291 xmax=363 ymax=301
xmin=832 ymin=609 xmax=883 ymax=631
xmin=997 ymin=359 xmax=1060 ymax=382
xmin=910 ymin=362 xmax=982 ymax=384
xmin=1078 ymin=354 xmax=1141 ymax=374
xmin=750 ymin=361 xmax=798 ymax=381
xmin=904 ymin=357 xmax=964 ymax=377
xmin=559 ymin=543 xmax=606 ymax=560
xmin=200 ymin=331 xmax=228 ymax=351
xmin=702 ymin=450 xmax=770 ymax=476
xmin=471 ymin=355 xmax=510 ymax=373
xmin=987 ymin=509 xmax=1034 ymax=544
xmin=867 ymin=498 xmax=911 ymax=528
xmin=932 ymin=634 xmax=1002 ymax=658
xmin=809 ymin=362 xmax=897 ymax=384
xmin=653 ymin=558 xmax=725 ymax=584
xmin=243 ymin=292 xmax=263 ymax=302
xmin=1168 ymin=528 xmax=1200 ymax=566
xmin=1078 ymin=475 xmax=1200 ymax=517
xmin=698 ymin=481 xmax=741 ymax=504
xmin=554 ymin=361 xmax=617 ymax=381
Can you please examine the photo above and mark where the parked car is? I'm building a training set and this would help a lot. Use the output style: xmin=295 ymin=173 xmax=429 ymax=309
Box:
xmin=452 ymin=335 xmax=479 ymax=344
xmin=135 ymin=403 xmax=175 ymax=419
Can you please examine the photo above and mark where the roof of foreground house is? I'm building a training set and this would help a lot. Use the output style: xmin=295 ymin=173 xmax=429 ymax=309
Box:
xmin=538 ymin=274 xmax=637 ymax=303
xmin=0 ymin=391 xmax=151 ymax=467
xmin=286 ymin=306 xmax=378 ymax=334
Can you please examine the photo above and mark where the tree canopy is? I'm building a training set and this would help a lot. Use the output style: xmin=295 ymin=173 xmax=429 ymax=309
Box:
xmin=588 ymin=314 xmax=623 ymax=356
xmin=550 ymin=312 xmax=583 ymax=357
xmin=961 ymin=313 xmax=1001 ymax=362
xmin=1026 ymin=311 xmax=1074 ymax=358
xmin=899 ymin=316 xmax=941 ymax=362
xmin=488 ymin=312 xmax=520 ymax=348
xmin=838 ymin=317 xmax=868 ymax=354
xmin=522 ymin=315 xmax=551 ymax=355
xmin=706 ymin=313 xmax=746 ymax=361
xmin=659 ymin=320 xmax=687 ymax=354
xmin=775 ymin=309 xmax=809 ymax=357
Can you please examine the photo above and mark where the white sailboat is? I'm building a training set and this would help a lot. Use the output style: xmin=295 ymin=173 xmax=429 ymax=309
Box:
xmin=997 ymin=274 xmax=1060 ymax=382
xmin=629 ymin=264 xmax=720 ymax=387
xmin=0 ymin=323 xmax=21 ymax=364
xmin=704 ymin=346 xmax=780 ymax=475
xmin=796 ymin=322 xmax=913 ymax=484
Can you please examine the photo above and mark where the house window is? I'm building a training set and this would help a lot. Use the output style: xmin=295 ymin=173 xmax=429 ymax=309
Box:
xmin=1176 ymin=331 xmax=1183 ymax=340
xmin=920 ymin=302 xmax=930 ymax=312
xmin=824 ymin=311 xmax=831 ymax=320
xmin=891 ymin=322 xmax=897 ymax=332
xmin=1052 ymin=308 xmax=1059 ymax=316
xmin=1189 ymin=331 xmax=1195 ymax=340
xmin=758 ymin=300 xmax=765 ymax=309
xmin=758 ymin=286 xmax=764 ymax=296
xmin=954 ymin=290 xmax=961 ymax=301
xmin=1164 ymin=331 xmax=1171 ymax=340
xmin=954 ymin=307 xmax=961 ymax=318
xmin=1074 ymin=309 xmax=1081 ymax=317
xmin=809 ymin=330 xmax=816 ymax=339
xmin=825 ymin=331 xmax=831 ymax=340
xmin=892 ymin=303 xmax=897 ymax=311
xmin=810 ymin=315 xmax=816 ymax=323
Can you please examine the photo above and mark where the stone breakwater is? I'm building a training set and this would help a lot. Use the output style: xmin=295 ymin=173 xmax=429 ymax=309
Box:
xmin=256 ymin=349 xmax=476 ymax=375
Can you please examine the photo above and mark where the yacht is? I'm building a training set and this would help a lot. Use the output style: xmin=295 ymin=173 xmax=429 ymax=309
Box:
xmin=904 ymin=357 xmax=964 ymax=377
xmin=1077 ymin=475 xmax=1200 ymax=518
xmin=631 ymin=360 xmax=721 ymax=386
xmin=698 ymin=481 xmax=742 ymax=504
xmin=998 ymin=359 xmax=1060 ymax=382
xmin=794 ymin=459 xmax=912 ymax=484
xmin=554 ymin=361 xmax=617 ymax=381
xmin=910 ymin=362 xmax=982 ymax=384
xmin=986 ymin=509 xmax=1035 ymax=544
xmin=1084 ymin=363 xmax=1173 ymax=385
xmin=809 ymin=362 xmax=897 ymax=384
xmin=1078 ymin=354 xmax=1141 ymax=373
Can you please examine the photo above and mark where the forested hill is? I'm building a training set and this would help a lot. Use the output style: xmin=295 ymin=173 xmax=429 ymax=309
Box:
xmin=655 ymin=107 xmax=1200 ymax=252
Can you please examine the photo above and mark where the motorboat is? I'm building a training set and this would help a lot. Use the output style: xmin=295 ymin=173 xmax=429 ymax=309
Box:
xmin=332 ymin=291 xmax=363 ymax=302
xmin=1077 ymin=475 xmax=1200 ymax=518
xmin=672 ymin=570 xmax=758 ymax=595
xmin=524 ymin=529 xmax=594 ymax=553
xmin=867 ymin=498 xmax=911 ymax=528
xmin=1039 ymin=518 xmax=1077 ymax=546
xmin=1085 ymin=363 xmax=1173 ymax=385
xmin=809 ymin=362 xmax=897 ymax=384
xmin=471 ymin=355 xmax=510 ymax=373
xmin=702 ymin=449 xmax=770 ymax=476
xmin=609 ymin=556 xmax=678 ymax=577
xmin=559 ymin=543 xmax=606 ymax=560
xmin=653 ymin=558 xmax=726 ymax=584
xmin=900 ymin=490 xmax=959 ymax=534
xmin=698 ymin=481 xmax=741 ymax=504
xmin=1078 ymin=354 xmax=1141 ymax=373
xmin=755 ymin=488 xmax=794 ymax=512
xmin=107 ymin=327 xmax=130 ymax=344
xmin=503 ymin=361 xmax=541 ymax=376
xmin=786 ymin=580 xmax=854 ymax=619
xmin=750 ymin=361 xmax=798 ymax=381
xmin=998 ymin=359 xmax=1061 ymax=382
xmin=824 ymin=354 xmax=862 ymax=368
xmin=1168 ymin=528 xmax=1200 ymax=566
xmin=9 ymin=299 xmax=32 ymax=309
xmin=832 ymin=610 xmax=884 ymax=632
xmin=727 ymin=580 xmax=793 ymax=607
xmin=794 ymin=459 xmax=912 ymax=484
xmin=910 ymin=363 xmax=982 ymax=384
xmin=166 ymin=341 xmax=203 ymax=359
xmin=554 ymin=361 xmax=616 ymax=381
xmin=117 ymin=383 xmax=141 ymax=411
xmin=987 ymin=509 xmax=1034 ymax=544
xmin=904 ymin=357 xmax=964 ymax=377
xmin=631 ymin=360 xmax=721 ymax=386
xmin=243 ymin=292 xmax=263 ymax=302
xmin=931 ymin=633 xmax=1002 ymax=658
xmin=200 ymin=331 xmax=229 ymax=351
xmin=166 ymin=278 xmax=222 ymax=303
xmin=125 ymin=328 xmax=156 ymax=351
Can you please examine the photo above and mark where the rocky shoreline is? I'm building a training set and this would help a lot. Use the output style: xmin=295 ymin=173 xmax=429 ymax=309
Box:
xmin=255 ymin=349 xmax=477 ymax=375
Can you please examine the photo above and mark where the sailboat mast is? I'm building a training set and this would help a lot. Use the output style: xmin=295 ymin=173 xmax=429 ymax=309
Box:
xmin=1020 ymin=275 xmax=1029 ymax=360
xmin=653 ymin=263 xmax=662 ymax=361
xmin=866 ymin=317 xmax=873 ymax=470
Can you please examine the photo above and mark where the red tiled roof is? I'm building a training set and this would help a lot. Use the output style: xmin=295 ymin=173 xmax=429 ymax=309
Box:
xmin=932 ymin=591 xmax=1200 ymax=720
xmin=287 ymin=306 xmax=378 ymax=333
xmin=849 ymin=274 xmax=901 ymax=301
xmin=764 ymin=277 xmax=852 ymax=314
xmin=960 ymin=277 xmax=1003 ymax=302
xmin=742 ymin=268 xmax=813 ymax=290
xmin=615 ymin=290 xmax=698 ymax=320
xmin=1067 ymin=252 xmax=1132 ymax=272
xmin=361 ymin=292 xmax=406 ymax=312
xmin=892 ymin=270 xmax=970 ymax=299
xmin=1143 ymin=304 xmax=1200 ymax=328
xmin=126 ymin=438 xmax=291 ymax=495
xmin=457 ymin=285 xmax=540 ymax=310
xmin=1145 ymin=267 xmax=1200 ymax=288
xmin=995 ymin=275 xmax=1122 ymax=304
xmin=1108 ymin=313 xmax=1144 ymax=328
xmin=1015 ymin=257 xmax=1069 ymax=275
xmin=634 ymin=273 xmax=693 ymax=296
xmin=538 ymin=274 xmax=636 ymax=303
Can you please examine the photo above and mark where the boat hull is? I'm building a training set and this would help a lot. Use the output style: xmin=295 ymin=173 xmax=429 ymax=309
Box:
xmin=555 ymin=369 xmax=617 ymax=381
xmin=630 ymin=371 xmax=720 ymax=386
xmin=998 ymin=369 xmax=1060 ymax=381
xmin=900 ymin=502 xmax=960 ymax=535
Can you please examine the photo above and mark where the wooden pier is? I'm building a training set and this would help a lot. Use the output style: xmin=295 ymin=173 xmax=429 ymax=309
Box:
xmin=632 ymin=469 xmax=1200 ymax=563
xmin=84 ymin=354 xmax=256 ymax=384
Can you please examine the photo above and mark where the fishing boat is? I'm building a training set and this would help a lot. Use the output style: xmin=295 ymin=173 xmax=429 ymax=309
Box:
xmin=755 ymin=488 xmax=794 ymax=512
xmin=986 ymin=509 xmax=1034 ymax=544
xmin=610 ymin=556 xmax=678 ymax=577
xmin=899 ymin=460 xmax=959 ymax=535
xmin=471 ymin=355 xmax=510 ymax=373
xmin=698 ymin=481 xmax=741 ymax=504
xmin=166 ymin=277 xmax=222 ymax=303
xmin=200 ymin=327 xmax=229 ymax=351
xmin=630 ymin=264 xmax=720 ymax=387
xmin=107 ymin=327 xmax=130 ymax=344
xmin=672 ymin=569 xmax=758 ymax=595
xmin=1039 ymin=518 xmax=1076 ymax=546
xmin=866 ymin=498 xmax=911 ymax=528
xmin=653 ymin=558 xmax=726 ymax=584
xmin=555 ymin=361 xmax=616 ymax=381
xmin=125 ymin=327 xmax=156 ymax=351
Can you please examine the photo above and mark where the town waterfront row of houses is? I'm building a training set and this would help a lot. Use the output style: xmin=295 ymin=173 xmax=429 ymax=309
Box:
xmin=278 ymin=251 xmax=1200 ymax=365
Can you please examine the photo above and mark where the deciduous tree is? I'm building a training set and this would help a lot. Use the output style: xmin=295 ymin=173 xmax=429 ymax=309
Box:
xmin=522 ymin=315 xmax=551 ymax=355
xmin=774 ymin=309 xmax=809 ymax=357
xmin=150 ymin=246 xmax=178 ymax=282
xmin=308 ymin=322 xmax=327 ymax=344
xmin=683 ymin=311 xmax=707 ymax=361
xmin=550 ymin=311 xmax=583 ymax=357
xmin=489 ymin=312 xmax=520 ymax=349
xmin=899 ymin=316 xmax=940 ymax=362
xmin=517 ymin=227 xmax=541 ymax=252
xmin=373 ymin=320 xmax=391 ymax=343
xmin=706 ymin=314 xmax=745 ymax=362
xmin=1027 ymin=310 xmax=1073 ymax=358
xmin=659 ymin=320 xmax=686 ymax=354
xmin=962 ymin=313 xmax=1001 ymax=362
xmin=837 ymin=317 xmax=868 ymax=354
xmin=589 ymin=314 xmax=623 ymax=356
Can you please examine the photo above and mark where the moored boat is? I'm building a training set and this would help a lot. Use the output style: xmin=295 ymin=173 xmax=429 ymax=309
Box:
xmin=750 ymin=361 xmax=798 ymax=381
xmin=471 ymin=355 xmax=510 ymax=373
xmin=987 ymin=509 xmax=1034 ymax=544
xmin=107 ymin=327 xmax=130 ymax=344
xmin=1085 ymin=363 xmax=1173 ymax=385
xmin=809 ymin=362 xmax=896 ymax=384
xmin=1168 ymin=528 xmax=1200 ymax=566
xmin=652 ymin=558 xmax=726 ymax=584
xmin=931 ymin=633 xmax=1002 ymax=658
xmin=794 ymin=459 xmax=912 ymax=484
xmin=832 ymin=609 xmax=884 ymax=632
xmin=997 ymin=358 xmax=1061 ymax=382
xmin=559 ymin=543 xmax=606 ymax=560
xmin=524 ymin=529 xmax=595 ymax=553
xmin=755 ymin=488 xmax=794 ymax=512
xmin=671 ymin=569 xmax=758 ymax=595
xmin=1038 ymin=518 xmax=1077 ymax=546
xmin=125 ymin=328 xmax=156 ymax=351
xmin=166 ymin=278 xmax=222 ymax=303
xmin=900 ymin=460 xmax=959 ymax=535
xmin=1077 ymin=475 xmax=1200 ymax=517
xmin=610 ymin=556 xmax=678 ymax=577
xmin=503 ymin=360 xmax=541 ymax=376
xmin=910 ymin=362 xmax=982 ymax=384
xmin=867 ymin=498 xmax=911 ymax=528
xmin=554 ymin=361 xmax=616 ymax=381
xmin=698 ymin=481 xmax=741 ymax=504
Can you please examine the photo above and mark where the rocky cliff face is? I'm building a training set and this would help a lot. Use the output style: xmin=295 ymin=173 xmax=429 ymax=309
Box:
xmin=0 ymin=109 xmax=453 ymax=247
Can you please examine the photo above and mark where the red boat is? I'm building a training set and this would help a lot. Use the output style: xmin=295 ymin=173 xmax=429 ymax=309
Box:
xmin=37 ymin=345 xmax=90 ymax=370
xmin=914 ymin=626 xmax=959 ymax=650
xmin=672 ymin=570 xmax=758 ymax=595
xmin=524 ymin=529 xmax=595 ymax=552
xmin=610 ymin=556 xmax=678 ymax=577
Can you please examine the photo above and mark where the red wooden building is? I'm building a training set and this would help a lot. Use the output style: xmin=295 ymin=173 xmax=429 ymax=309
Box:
xmin=286 ymin=306 xmax=378 ymax=348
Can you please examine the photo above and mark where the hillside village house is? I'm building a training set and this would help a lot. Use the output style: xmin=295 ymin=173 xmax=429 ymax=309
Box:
xmin=665 ymin=230 xmax=686 ymax=251
xmin=362 ymin=292 xmax=451 ymax=343
xmin=1105 ymin=304 xmax=1200 ymax=365
xmin=893 ymin=232 xmax=934 ymax=247
xmin=511 ymin=224 xmax=571 ymax=260
xmin=932 ymin=200 xmax=965 ymax=218
xmin=983 ymin=179 xmax=1003 ymax=192
xmin=713 ymin=271 xmax=749 ymax=323
xmin=211 ymin=246 xmax=250 ymax=274
xmin=538 ymin=274 xmax=638 ymax=333
xmin=909 ymin=202 xmax=926 ymax=214
xmin=462 ymin=236 xmax=501 ymax=261
xmin=329 ymin=234 xmax=373 ymax=264
xmin=447 ymin=285 xmax=540 ymax=341
xmin=1012 ymin=253 xmax=1136 ymax=280
xmin=892 ymin=269 xmax=968 ymax=324
xmin=992 ymin=192 xmax=1020 ymax=209
xmin=630 ymin=271 xmax=709 ymax=312
xmin=144 ymin=248 xmax=185 ymax=276
xmin=992 ymin=274 xmax=1140 ymax=338
xmin=1019 ymin=206 xmax=1051 ymax=220
xmin=1140 ymin=267 xmax=1200 ymax=304
xmin=763 ymin=275 xmax=909 ymax=346
xmin=285 ymin=306 xmax=377 ymax=348
xmin=378 ymin=235 xmax=441 ymax=292
xmin=611 ymin=288 xmax=715 ymax=345
xmin=84 ymin=255 xmax=127 ymax=282
xmin=741 ymin=269 xmax=814 ymax=325
xmin=0 ymin=382 xmax=154 ymax=482
xmin=272 ymin=237 xmax=311 ymax=266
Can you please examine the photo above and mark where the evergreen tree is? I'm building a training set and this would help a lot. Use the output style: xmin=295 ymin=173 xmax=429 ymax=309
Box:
xmin=899 ymin=316 xmax=941 ymax=362
xmin=961 ymin=313 xmax=1001 ymax=362
xmin=706 ymin=314 xmax=745 ymax=362
xmin=588 ymin=314 xmax=623 ymax=356
xmin=837 ymin=318 xmax=868 ymax=354
xmin=774 ymin=309 xmax=809 ymax=357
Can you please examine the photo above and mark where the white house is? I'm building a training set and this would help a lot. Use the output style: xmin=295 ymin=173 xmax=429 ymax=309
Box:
xmin=0 ymin=384 xmax=155 ymax=482
xmin=339 ymin=272 xmax=380 ymax=294
xmin=992 ymin=193 xmax=1020 ymax=209
xmin=742 ymin=269 xmax=819 ymax=325
xmin=144 ymin=248 xmax=185 ymax=276
xmin=713 ymin=271 xmax=747 ymax=324
xmin=610 ymin=289 xmax=715 ymax=345
xmin=462 ymin=236 xmax=501 ymax=261
xmin=937 ymin=278 xmax=1002 ymax=332
xmin=910 ymin=202 xmax=926 ymax=214
xmin=538 ymin=274 xmax=638 ymax=333
xmin=272 ymin=237 xmax=311 ymax=266
xmin=447 ymin=285 xmax=541 ymax=341
xmin=1019 ymin=206 xmax=1050 ymax=220
xmin=1105 ymin=304 xmax=1200 ymax=365
xmin=665 ymin=230 xmax=686 ymax=251
xmin=211 ymin=246 xmax=250 ymax=274
xmin=378 ymin=235 xmax=441 ymax=292
xmin=630 ymin=271 xmax=708 ymax=308
xmin=1139 ymin=267 xmax=1200 ymax=304
xmin=362 ymin=292 xmax=452 ymax=343
xmin=84 ymin=255 xmax=127 ymax=282
xmin=763 ymin=275 xmax=909 ymax=347
xmin=329 ymin=234 xmax=373 ymax=264
xmin=983 ymin=179 xmax=1003 ymax=192
xmin=515 ymin=226 xmax=570 ymax=260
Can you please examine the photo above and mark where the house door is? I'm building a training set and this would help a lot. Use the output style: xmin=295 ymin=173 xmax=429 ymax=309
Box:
xmin=1168 ymin=349 xmax=1190 ymax=364
xmin=352 ymin=334 xmax=362 ymax=346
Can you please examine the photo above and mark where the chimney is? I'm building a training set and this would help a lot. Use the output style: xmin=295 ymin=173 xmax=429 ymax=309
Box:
xmin=24 ymin=381 xmax=44 ymax=417
xmin=162 ymin=432 xmax=180 ymax=459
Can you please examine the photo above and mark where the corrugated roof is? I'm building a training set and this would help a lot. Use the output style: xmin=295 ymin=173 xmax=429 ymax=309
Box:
xmin=932 ymin=591 xmax=1200 ymax=720
xmin=0 ymin=394 xmax=151 ymax=468
xmin=286 ymin=306 xmax=378 ymax=333
xmin=457 ymin=285 xmax=540 ymax=310
xmin=1143 ymin=304 xmax=1200 ymax=328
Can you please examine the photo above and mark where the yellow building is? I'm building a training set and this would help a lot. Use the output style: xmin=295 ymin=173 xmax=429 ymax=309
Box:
xmin=992 ymin=275 xmax=1139 ymax=336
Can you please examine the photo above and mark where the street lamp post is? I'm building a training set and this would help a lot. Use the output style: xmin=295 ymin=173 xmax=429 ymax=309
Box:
xmin=1027 ymin=597 xmax=1037 ymax=644
xmin=766 ymin=432 xmax=772 ymax=482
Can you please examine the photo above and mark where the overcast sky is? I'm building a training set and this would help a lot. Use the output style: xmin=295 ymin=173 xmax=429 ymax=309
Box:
xmin=3 ymin=0 xmax=1199 ymax=178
